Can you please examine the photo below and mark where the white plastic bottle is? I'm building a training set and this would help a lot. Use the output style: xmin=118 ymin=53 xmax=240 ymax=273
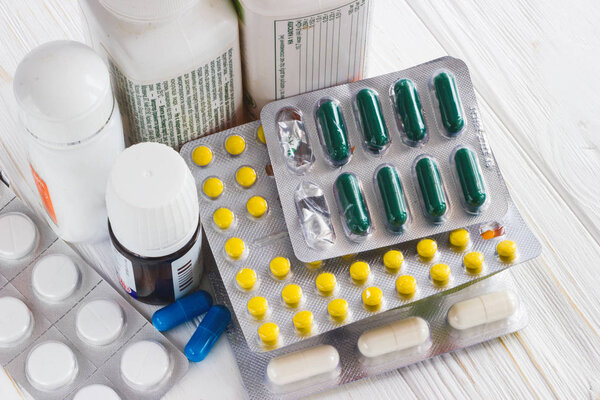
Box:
xmin=13 ymin=40 xmax=125 ymax=244
xmin=80 ymin=0 xmax=243 ymax=149
xmin=234 ymin=0 xmax=374 ymax=118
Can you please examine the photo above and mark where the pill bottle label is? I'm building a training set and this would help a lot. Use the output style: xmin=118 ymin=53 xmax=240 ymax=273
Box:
xmin=170 ymin=236 xmax=202 ymax=299
xmin=30 ymin=164 xmax=57 ymax=225
xmin=115 ymin=256 xmax=138 ymax=299
xmin=113 ymin=228 xmax=202 ymax=304
xmin=110 ymin=45 xmax=240 ymax=149
xmin=242 ymin=0 xmax=372 ymax=117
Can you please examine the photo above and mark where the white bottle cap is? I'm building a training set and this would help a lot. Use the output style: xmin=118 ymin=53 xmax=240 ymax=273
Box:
xmin=13 ymin=40 xmax=114 ymax=146
xmin=106 ymin=142 xmax=199 ymax=258
xmin=99 ymin=0 xmax=197 ymax=20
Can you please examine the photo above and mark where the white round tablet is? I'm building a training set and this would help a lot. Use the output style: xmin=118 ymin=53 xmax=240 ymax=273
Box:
xmin=0 ymin=212 xmax=38 ymax=260
xmin=76 ymin=299 xmax=125 ymax=346
xmin=0 ymin=297 xmax=33 ymax=347
xmin=26 ymin=341 xmax=78 ymax=391
xmin=32 ymin=254 xmax=80 ymax=302
xmin=73 ymin=384 xmax=121 ymax=400
xmin=120 ymin=340 xmax=171 ymax=391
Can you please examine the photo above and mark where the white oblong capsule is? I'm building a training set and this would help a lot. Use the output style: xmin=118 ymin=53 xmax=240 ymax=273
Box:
xmin=266 ymin=344 xmax=339 ymax=386
xmin=357 ymin=317 xmax=429 ymax=358
xmin=448 ymin=290 xmax=518 ymax=330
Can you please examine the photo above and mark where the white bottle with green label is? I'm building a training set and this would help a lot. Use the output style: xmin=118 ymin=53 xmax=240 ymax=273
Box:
xmin=234 ymin=0 xmax=374 ymax=118
xmin=80 ymin=0 xmax=243 ymax=149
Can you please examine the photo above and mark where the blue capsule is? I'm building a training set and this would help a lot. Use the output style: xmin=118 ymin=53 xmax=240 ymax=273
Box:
xmin=185 ymin=305 xmax=231 ymax=362
xmin=152 ymin=290 xmax=213 ymax=332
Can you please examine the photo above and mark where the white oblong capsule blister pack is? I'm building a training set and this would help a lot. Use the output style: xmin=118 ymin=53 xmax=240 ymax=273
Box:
xmin=212 ymin=267 xmax=531 ymax=400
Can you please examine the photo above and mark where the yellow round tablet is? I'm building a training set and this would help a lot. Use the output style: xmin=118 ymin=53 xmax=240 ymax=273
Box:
xmin=417 ymin=239 xmax=437 ymax=260
xmin=349 ymin=261 xmax=370 ymax=284
xmin=430 ymin=263 xmax=451 ymax=286
xmin=269 ymin=257 xmax=290 ymax=279
xmin=305 ymin=260 xmax=323 ymax=269
xmin=213 ymin=208 xmax=234 ymax=230
xmin=293 ymin=310 xmax=313 ymax=334
xmin=236 ymin=268 xmax=257 ymax=290
xmin=396 ymin=275 xmax=417 ymax=297
xmin=247 ymin=196 xmax=268 ymax=218
xmin=497 ymin=240 xmax=517 ymax=261
xmin=236 ymin=166 xmax=257 ymax=188
xmin=192 ymin=145 xmax=213 ymax=167
xmin=362 ymin=287 xmax=383 ymax=310
xmin=247 ymin=296 xmax=268 ymax=319
xmin=225 ymin=134 xmax=246 ymax=156
xmin=449 ymin=229 xmax=470 ymax=249
xmin=258 ymin=322 xmax=279 ymax=346
xmin=257 ymin=125 xmax=266 ymax=144
xmin=328 ymin=298 xmax=348 ymax=322
xmin=464 ymin=251 xmax=484 ymax=274
xmin=203 ymin=177 xmax=224 ymax=199
xmin=224 ymin=237 xmax=245 ymax=260
xmin=281 ymin=284 xmax=303 ymax=307
xmin=383 ymin=250 xmax=404 ymax=273
xmin=315 ymin=273 xmax=336 ymax=295
xmin=341 ymin=253 xmax=357 ymax=261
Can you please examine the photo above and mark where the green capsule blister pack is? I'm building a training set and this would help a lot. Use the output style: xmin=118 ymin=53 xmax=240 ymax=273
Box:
xmin=260 ymin=57 xmax=511 ymax=263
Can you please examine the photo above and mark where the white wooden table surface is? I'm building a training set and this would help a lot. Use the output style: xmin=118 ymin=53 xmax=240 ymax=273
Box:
xmin=1 ymin=0 xmax=600 ymax=399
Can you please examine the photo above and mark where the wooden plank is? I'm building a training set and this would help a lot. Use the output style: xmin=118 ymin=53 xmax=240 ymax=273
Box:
xmin=406 ymin=0 xmax=600 ymax=239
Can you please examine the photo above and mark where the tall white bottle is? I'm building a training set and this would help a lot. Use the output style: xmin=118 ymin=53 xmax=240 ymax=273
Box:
xmin=234 ymin=0 xmax=374 ymax=118
xmin=80 ymin=0 xmax=243 ymax=149
xmin=14 ymin=41 xmax=125 ymax=244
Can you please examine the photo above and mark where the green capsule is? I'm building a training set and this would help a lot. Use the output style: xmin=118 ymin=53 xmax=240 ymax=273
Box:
xmin=433 ymin=71 xmax=464 ymax=135
xmin=415 ymin=157 xmax=448 ymax=220
xmin=393 ymin=79 xmax=427 ymax=143
xmin=355 ymin=88 xmax=389 ymax=153
xmin=454 ymin=147 xmax=487 ymax=210
xmin=335 ymin=173 xmax=371 ymax=237
xmin=316 ymin=100 xmax=350 ymax=166
xmin=376 ymin=166 xmax=408 ymax=232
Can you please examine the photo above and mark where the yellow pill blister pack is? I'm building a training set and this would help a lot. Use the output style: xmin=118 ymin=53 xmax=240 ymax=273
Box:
xmin=181 ymin=121 xmax=542 ymax=354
